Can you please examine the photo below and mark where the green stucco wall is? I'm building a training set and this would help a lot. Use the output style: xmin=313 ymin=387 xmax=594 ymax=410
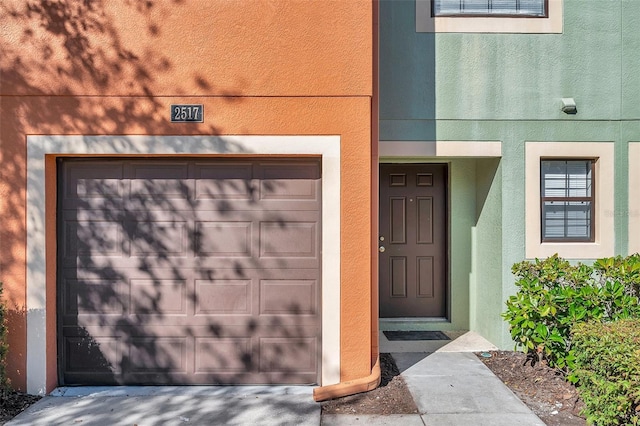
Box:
xmin=379 ymin=0 xmax=638 ymax=348
xmin=472 ymin=159 xmax=502 ymax=343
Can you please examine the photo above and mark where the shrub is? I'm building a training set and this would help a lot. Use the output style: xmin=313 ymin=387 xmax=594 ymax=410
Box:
xmin=503 ymin=254 xmax=640 ymax=371
xmin=572 ymin=320 xmax=640 ymax=426
xmin=594 ymin=254 xmax=640 ymax=299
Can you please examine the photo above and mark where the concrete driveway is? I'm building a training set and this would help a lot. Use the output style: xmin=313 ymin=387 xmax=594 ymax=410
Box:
xmin=6 ymin=386 xmax=320 ymax=426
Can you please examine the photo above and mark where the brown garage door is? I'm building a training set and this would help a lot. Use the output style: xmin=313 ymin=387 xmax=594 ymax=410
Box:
xmin=58 ymin=158 xmax=321 ymax=385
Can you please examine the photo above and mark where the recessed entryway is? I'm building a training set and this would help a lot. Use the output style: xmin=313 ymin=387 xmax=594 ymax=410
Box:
xmin=379 ymin=164 xmax=447 ymax=318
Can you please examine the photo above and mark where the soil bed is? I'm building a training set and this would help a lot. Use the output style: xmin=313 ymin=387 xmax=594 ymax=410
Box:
xmin=0 ymin=390 xmax=41 ymax=425
xmin=322 ymin=350 xmax=587 ymax=426
xmin=479 ymin=351 xmax=586 ymax=426
xmin=321 ymin=353 xmax=419 ymax=415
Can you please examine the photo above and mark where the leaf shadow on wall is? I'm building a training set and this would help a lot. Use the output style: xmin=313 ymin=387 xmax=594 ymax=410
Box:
xmin=1 ymin=1 xmax=320 ymax=410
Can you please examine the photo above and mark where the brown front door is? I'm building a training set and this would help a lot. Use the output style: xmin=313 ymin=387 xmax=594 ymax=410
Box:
xmin=379 ymin=164 xmax=447 ymax=318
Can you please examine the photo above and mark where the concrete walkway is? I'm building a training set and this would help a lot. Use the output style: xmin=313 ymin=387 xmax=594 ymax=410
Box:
xmin=397 ymin=351 xmax=545 ymax=426
xmin=323 ymin=331 xmax=545 ymax=426
xmin=7 ymin=331 xmax=545 ymax=426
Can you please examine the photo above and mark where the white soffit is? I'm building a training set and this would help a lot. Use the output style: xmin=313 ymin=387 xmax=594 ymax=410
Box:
xmin=379 ymin=141 xmax=502 ymax=158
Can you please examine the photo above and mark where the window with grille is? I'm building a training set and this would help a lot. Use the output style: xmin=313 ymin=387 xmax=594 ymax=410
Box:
xmin=540 ymin=159 xmax=595 ymax=242
xmin=433 ymin=0 xmax=547 ymax=17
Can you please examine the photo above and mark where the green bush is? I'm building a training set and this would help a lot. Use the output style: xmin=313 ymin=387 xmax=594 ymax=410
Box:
xmin=572 ymin=320 xmax=640 ymax=426
xmin=503 ymin=254 xmax=640 ymax=371
xmin=594 ymin=254 xmax=640 ymax=299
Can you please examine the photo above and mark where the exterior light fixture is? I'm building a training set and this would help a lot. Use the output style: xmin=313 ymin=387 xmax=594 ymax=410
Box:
xmin=561 ymin=98 xmax=577 ymax=114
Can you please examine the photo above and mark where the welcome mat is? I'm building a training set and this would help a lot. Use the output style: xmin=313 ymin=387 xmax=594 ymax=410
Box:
xmin=383 ymin=331 xmax=450 ymax=341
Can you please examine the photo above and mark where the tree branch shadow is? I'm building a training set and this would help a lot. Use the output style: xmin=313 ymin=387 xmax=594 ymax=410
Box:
xmin=1 ymin=2 xmax=322 ymax=410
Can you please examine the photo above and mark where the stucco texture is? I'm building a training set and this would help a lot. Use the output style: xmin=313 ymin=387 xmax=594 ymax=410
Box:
xmin=379 ymin=0 xmax=638 ymax=348
xmin=0 ymin=0 xmax=374 ymax=391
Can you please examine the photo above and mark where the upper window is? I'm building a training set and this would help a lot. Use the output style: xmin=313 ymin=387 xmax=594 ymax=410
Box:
xmin=540 ymin=159 xmax=595 ymax=242
xmin=433 ymin=0 xmax=547 ymax=17
xmin=416 ymin=0 xmax=562 ymax=33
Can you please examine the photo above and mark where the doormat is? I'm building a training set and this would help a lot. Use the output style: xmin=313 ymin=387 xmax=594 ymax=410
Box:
xmin=383 ymin=331 xmax=450 ymax=341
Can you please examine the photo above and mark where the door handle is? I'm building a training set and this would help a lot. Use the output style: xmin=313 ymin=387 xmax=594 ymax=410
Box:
xmin=379 ymin=246 xmax=385 ymax=253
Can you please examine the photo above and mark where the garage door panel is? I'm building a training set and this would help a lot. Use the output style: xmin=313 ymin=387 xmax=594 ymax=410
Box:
xmin=127 ymin=337 xmax=188 ymax=373
xmin=257 ymin=162 xmax=321 ymax=180
xmin=259 ymin=222 xmax=318 ymax=258
xmin=130 ymin=221 xmax=189 ymax=257
xmin=62 ymin=220 xmax=123 ymax=258
xmin=257 ymin=162 xmax=320 ymax=202
xmin=194 ymin=279 xmax=252 ymax=315
xmin=64 ymin=323 xmax=319 ymax=340
xmin=59 ymin=158 xmax=321 ymax=385
xmin=66 ymin=314 xmax=320 ymax=331
xmin=63 ymin=335 xmax=121 ymax=373
xmin=129 ymin=163 xmax=190 ymax=201
xmin=260 ymin=280 xmax=318 ymax=315
xmin=130 ymin=279 xmax=188 ymax=316
xmin=62 ymin=279 xmax=126 ymax=317
xmin=192 ymin=199 xmax=321 ymax=212
xmin=195 ymin=221 xmax=252 ymax=257
xmin=63 ymin=261 xmax=321 ymax=287
xmin=62 ymin=266 xmax=320 ymax=282
xmin=129 ymin=181 xmax=191 ymax=203
xmin=259 ymin=180 xmax=318 ymax=201
xmin=63 ymin=216 xmax=320 ymax=262
xmin=194 ymin=337 xmax=252 ymax=373
xmin=194 ymin=162 xmax=254 ymax=178
xmin=194 ymin=177 xmax=254 ymax=201
xmin=259 ymin=337 xmax=317 ymax=374
xmin=195 ymin=161 xmax=256 ymax=202
xmin=63 ymin=162 xmax=125 ymax=201
xmin=257 ymin=210 xmax=321 ymax=222
xmin=60 ymin=326 xmax=319 ymax=384
xmin=123 ymin=209 xmax=198 ymax=221
xmin=192 ymin=209 xmax=320 ymax=221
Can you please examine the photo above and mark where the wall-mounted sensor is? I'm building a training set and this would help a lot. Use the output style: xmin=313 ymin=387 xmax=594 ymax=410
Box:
xmin=561 ymin=98 xmax=577 ymax=114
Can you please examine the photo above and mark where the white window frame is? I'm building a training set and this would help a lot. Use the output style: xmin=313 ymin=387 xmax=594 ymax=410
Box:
xmin=417 ymin=0 xmax=562 ymax=33
xmin=525 ymin=142 xmax=614 ymax=259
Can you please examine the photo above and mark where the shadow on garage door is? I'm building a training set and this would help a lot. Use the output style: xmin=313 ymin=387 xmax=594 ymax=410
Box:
xmin=57 ymin=157 xmax=322 ymax=385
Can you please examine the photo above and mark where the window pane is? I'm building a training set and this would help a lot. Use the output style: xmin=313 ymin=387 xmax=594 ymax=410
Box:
xmin=491 ymin=0 xmax=518 ymax=13
xmin=462 ymin=0 xmax=490 ymax=14
xmin=433 ymin=0 xmax=545 ymax=16
xmin=542 ymin=202 xmax=566 ymax=238
xmin=567 ymin=161 xmax=591 ymax=197
xmin=433 ymin=0 xmax=464 ymax=15
xmin=541 ymin=160 xmax=592 ymax=198
xmin=541 ymin=161 xmax=569 ymax=197
xmin=519 ymin=0 xmax=545 ymax=15
xmin=542 ymin=201 xmax=592 ymax=240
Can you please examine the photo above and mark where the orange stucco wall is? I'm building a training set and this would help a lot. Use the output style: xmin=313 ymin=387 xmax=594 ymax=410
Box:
xmin=0 ymin=0 xmax=373 ymax=391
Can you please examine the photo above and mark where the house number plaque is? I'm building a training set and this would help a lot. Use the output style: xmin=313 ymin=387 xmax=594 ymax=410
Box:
xmin=171 ymin=104 xmax=204 ymax=122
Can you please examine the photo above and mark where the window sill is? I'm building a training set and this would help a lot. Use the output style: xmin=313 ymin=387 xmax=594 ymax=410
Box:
xmin=530 ymin=242 xmax=613 ymax=260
